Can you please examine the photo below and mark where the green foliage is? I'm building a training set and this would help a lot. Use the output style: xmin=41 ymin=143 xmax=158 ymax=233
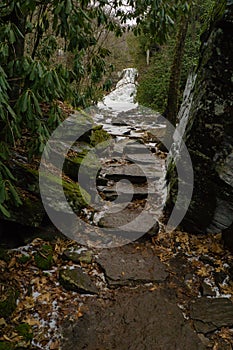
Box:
xmin=128 ymin=0 xmax=191 ymax=42
xmin=34 ymin=244 xmax=53 ymax=270
xmin=0 ymin=0 xmax=124 ymax=216
xmin=134 ymin=0 xmax=216 ymax=113
xmin=17 ymin=253 xmax=31 ymax=264
xmin=0 ymin=161 xmax=22 ymax=218
xmin=16 ymin=323 xmax=33 ymax=341
xmin=135 ymin=37 xmax=175 ymax=112
xmin=0 ymin=0 xmax=210 ymax=217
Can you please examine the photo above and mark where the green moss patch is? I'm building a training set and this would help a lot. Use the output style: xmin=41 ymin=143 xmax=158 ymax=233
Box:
xmin=0 ymin=342 xmax=14 ymax=350
xmin=0 ymin=284 xmax=19 ymax=318
xmin=34 ymin=244 xmax=53 ymax=270
xmin=16 ymin=323 xmax=33 ymax=342
xmin=90 ymin=125 xmax=111 ymax=147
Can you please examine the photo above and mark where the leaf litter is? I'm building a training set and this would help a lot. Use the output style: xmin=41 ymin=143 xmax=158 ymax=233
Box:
xmin=1 ymin=227 xmax=233 ymax=349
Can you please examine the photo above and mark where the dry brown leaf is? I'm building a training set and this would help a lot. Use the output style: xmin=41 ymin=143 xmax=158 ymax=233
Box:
xmin=196 ymin=265 xmax=210 ymax=277
xmin=3 ymin=334 xmax=12 ymax=341
xmin=0 ymin=318 xmax=6 ymax=326
xmin=50 ymin=340 xmax=60 ymax=349
xmin=149 ymin=286 xmax=158 ymax=292
xmin=8 ymin=257 xmax=17 ymax=268
xmin=25 ymin=318 xmax=41 ymax=326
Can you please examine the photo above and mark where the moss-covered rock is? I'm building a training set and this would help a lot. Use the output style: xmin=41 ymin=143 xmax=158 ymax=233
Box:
xmin=90 ymin=125 xmax=111 ymax=148
xmin=63 ymin=248 xmax=93 ymax=264
xmin=7 ymin=191 xmax=45 ymax=228
xmin=0 ymin=283 xmax=19 ymax=318
xmin=0 ymin=111 xmax=110 ymax=246
xmin=34 ymin=244 xmax=53 ymax=270
xmin=40 ymin=172 xmax=91 ymax=214
xmin=63 ymin=149 xmax=100 ymax=182
xmin=59 ymin=267 xmax=98 ymax=294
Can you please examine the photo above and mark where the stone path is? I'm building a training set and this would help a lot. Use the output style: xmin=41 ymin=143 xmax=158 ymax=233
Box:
xmin=60 ymin=69 xmax=233 ymax=349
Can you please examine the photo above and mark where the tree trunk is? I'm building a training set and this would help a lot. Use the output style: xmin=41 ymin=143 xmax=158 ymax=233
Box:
xmin=146 ymin=49 xmax=150 ymax=65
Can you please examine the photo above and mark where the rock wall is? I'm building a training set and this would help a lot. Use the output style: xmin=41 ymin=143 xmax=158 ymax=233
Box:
xmin=167 ymin=2 xmax=233 ymax=237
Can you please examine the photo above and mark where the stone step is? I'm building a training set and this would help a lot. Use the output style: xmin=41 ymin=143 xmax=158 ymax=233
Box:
xmin=125 ymin=153 xmax=158 ymax=164
xmin=123 ymin=142 xmax=150 ymax=154
xmin=101 ymin=164 xmax=162 ymax=184
xmin=98 ymin=205 xmax=159 ymax=242
xmin=98 ymin=181 xmax=158 ymax=202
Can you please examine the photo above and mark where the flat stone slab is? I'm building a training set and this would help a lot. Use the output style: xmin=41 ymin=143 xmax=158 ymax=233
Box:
xmin=98 ymin=205 xmax=159 ymax=237
xmin=99 ymin=181 xmax=158 ymax=201
xmin=102 ymin=125 xmax=133 ymax=136
xmin=102 ymin=164 xmax=161 ymax=183
xmin=123 ymin=142 xmax=150 ymax=154
xmin=62 ymin=288 xmax=205 ymax=350
xmin=95 ymin=243 xmax=167 ymax=287
xmin=190 ymin=297 xmax=233 ymax=334
xmin=126 ymin=153 xmax=161 ymax=164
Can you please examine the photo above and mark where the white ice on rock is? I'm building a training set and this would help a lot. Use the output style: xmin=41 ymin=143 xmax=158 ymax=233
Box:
xmin=97 ymin=68 xmax=138 ymax=112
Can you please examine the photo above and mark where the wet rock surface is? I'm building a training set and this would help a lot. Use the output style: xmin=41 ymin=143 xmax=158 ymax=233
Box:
xmin=96 ymin=243 xmax=168 ymax=287
xmin=62 ymin=288 xmax=205 ymax=350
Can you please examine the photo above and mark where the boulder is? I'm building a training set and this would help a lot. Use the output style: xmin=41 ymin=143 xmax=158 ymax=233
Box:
xmin=167 ymin=2 xmax=233 ymax=240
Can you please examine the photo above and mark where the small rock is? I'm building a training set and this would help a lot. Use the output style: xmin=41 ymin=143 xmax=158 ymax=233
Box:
xmin=63 ymin=248 xmax=93 ymax=264
xmin=190 ymin=297 xmax=233 ymax=334
xmin=59 ymin=267 xmax=98 ymax=294
xmin=123 ymin=142 xmax=149 ymax=154
xmin=200 ymin=282 xmax=216 ymax=297
xmin=126 ymin=153 xmax=158 ymax=165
